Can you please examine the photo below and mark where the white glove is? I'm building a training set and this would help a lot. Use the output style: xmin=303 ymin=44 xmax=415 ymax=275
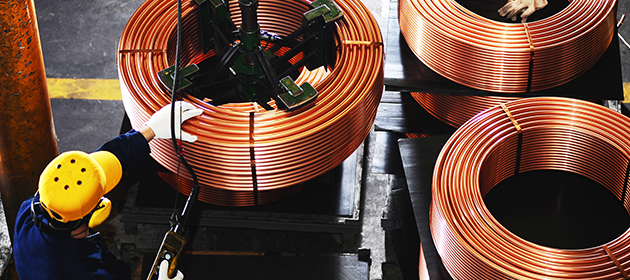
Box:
xmin=498 ymin=0 xmax=548 ymax=22
xmin=146 ymin=101 xmax=203 ymax=142
xmin=158 ymin=260 xmax=184 ymax=280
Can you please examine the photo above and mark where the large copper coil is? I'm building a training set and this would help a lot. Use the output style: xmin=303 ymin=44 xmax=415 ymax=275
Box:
xmin=411 ymin=92 xmax=519 ymax=127
xmin=431 ymin=97 xmax=630 ymax=279
xmin=398 ymin=0 xmax=617 ymax=93
xmin=117 ymin=0 xmax=384 ymax=206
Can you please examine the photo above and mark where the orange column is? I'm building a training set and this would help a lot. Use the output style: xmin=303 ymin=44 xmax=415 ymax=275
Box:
xmin=0 ymin=0 xmax=58 ymax=238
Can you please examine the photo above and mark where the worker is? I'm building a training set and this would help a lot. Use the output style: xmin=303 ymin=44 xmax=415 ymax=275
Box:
xmin=13 ymin=101 xmax=202 ymax=280
xmin=498 ymin=0 xmax=548 ymax=22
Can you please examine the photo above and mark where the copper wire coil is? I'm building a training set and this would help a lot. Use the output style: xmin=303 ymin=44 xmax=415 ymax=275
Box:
xmin=117 ymin=0 xmax=384 ymax=206
xmin=411 ymin=92 xmax=520 ymax=127
xmin=398 ymin=0 xmax=617 ymax=93
xmin=431 ymin=97 xmax=630 ymax=279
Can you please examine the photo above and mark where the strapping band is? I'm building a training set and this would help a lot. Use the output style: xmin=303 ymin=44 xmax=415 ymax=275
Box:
xmin=501 ymin=104 xmax=522 ymax=133
xmin=622 ymin=161 xmax=630 ymax=206
xmin=502 ymin=103 xmax=523 ymax=174
xmin=603 ymin=244 xmax=630 ymax=279
xmin=523 ymin=23 xmax=535 ymax=93
xmin=249 ymin=112 xmax=259 ymax=205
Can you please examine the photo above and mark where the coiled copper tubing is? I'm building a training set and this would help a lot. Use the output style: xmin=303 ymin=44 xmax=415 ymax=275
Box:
xmin=118 ymin=0 xmax=384 ymax=206
xmin=398 ymin=0 xmax=617 ymax=93
xmin=411 ymin=92 xmax=519 ymax=127
xmin=431 ymin=97 xmax=630 ymax=279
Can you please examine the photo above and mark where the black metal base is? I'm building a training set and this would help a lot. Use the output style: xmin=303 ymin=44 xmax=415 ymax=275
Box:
xmin=140 ymin=253 xmax=369 ymax=280
xmin=118 ymin=140 xmax=365 ymax=247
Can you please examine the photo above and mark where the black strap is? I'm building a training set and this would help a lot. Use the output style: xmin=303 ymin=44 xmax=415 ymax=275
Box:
xmin=249 ymin=112 xmax=259 ymax=206
xmin=30 ymin=195 xmax=84 ymax=239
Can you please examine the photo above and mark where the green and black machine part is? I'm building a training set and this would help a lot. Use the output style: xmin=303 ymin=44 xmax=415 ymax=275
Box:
xmin=158 ymin=0 xmax=344 ymax=110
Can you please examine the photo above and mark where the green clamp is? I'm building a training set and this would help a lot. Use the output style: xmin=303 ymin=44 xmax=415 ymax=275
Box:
xmin=157 ymin=64 xmax=200 ymax=91
xmin=304 ymin=0 xmax=343 ymax=23
xmin=278 ymin=76 xmax=318 ymax=110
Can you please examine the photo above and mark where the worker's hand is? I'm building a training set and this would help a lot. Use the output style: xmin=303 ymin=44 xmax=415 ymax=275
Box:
xmin=146 ymin=101 xmax=203 ymax=142
xmin=158 ymin=260 xmax=184 ymax=280
xmin=498 ymin=0 xmax=547 ymax=23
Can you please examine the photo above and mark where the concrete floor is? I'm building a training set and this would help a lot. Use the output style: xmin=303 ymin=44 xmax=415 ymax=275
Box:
xmin=1 ymin=0 xmax=629 ymax=279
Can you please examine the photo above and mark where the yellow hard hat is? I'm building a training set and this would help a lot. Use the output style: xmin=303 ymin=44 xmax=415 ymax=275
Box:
xmin=38 ymin=150 xmax=122 ymax=223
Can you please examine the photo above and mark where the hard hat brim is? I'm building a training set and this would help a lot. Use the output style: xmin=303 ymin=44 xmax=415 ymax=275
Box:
xmin=89 ymin=151 xmax=122 ymax=194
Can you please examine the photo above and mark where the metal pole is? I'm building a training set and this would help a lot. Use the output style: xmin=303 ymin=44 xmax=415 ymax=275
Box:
xmin=0 ymin=0 xmax=59 ymax=240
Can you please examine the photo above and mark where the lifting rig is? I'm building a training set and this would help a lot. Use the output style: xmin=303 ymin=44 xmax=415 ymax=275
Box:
xmin=147 ymin=1 xmax=344 ymax=279
xmin=158 ymin=0 xmax=343 ymax=110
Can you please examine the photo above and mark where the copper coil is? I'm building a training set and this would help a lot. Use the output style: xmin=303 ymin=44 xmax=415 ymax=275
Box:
xmin=398 ymin=0 xmax=617 ymax=93
xmin=405 ymin=132 xmax=440 ymax=138
xmin=117 ymin=0 xmax=384 ymax=206
xmin=411 ymin=92 xmax=520 ymax=127
xmin=431 ymin=97 xmax=630 ymax=279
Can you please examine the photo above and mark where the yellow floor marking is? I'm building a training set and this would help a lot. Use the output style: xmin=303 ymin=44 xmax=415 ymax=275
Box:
xmin=47 ymin=78 xmax=122 ymax=100
xmin=46 ymin=78 xmax=630 ymax=103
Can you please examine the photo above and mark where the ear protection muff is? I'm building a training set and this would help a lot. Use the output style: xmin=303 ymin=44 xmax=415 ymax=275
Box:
xmin=30 ymin=194 xmax=112 ymax=238
xmin=87 ymin=197 xmax=111 ymax=228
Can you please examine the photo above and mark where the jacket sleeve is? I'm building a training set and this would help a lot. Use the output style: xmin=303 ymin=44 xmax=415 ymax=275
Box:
xmin=94 ymin=130 xmax=151 ymax=171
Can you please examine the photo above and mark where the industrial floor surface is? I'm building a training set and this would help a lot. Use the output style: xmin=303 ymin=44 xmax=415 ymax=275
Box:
xmin=1 ymin=0 xmax=629 ymax=279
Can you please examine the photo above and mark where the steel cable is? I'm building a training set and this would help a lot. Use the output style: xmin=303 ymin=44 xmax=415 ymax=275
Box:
xmin=398 ymin=0 xmax=617 ymax=93
xmin=431 ymin=97 xmax=630 ymax=279
xmin=118 ymin=0 xmax=384 ymax=206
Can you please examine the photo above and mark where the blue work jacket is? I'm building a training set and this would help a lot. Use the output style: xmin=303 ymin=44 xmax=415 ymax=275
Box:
xmin=13 ymin=130 xmax=150 ymax=280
